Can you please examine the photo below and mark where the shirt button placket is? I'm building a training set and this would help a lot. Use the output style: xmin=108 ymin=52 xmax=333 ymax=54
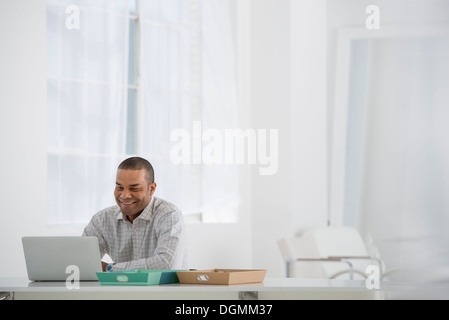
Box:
xmin=132 ymin=224 xmax=138 ymax=260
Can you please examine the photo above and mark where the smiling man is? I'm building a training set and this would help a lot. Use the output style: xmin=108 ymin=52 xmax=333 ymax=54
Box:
xmin=82 ymin=157 xmax=188 ymax=271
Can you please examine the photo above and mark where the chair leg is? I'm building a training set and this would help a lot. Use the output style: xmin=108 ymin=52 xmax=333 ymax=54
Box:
xmin=340 ymin=259 xmax=354 ymax=280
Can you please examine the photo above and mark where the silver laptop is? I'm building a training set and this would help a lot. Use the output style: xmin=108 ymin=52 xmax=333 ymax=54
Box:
xmin=22 ymin=236 xmax=102 ymax=281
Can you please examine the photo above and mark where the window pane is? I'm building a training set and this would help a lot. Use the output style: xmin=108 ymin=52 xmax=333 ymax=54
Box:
xmin=168 ymin=28 xmax=179 ymax=92
xmin=86 ymin=83 xmax=127 ymax=154
xmin=129 ymin=0 xmax=137 ymax=15
xmin=47 ymin=79 xmax=59 ymax=149
xmin=141 ymin=24 xmax=169 ymax=90
xmin=80 ymin=0 xmax=130 ymax=15
xmin=47 ymin=154 xmax=60 ymax=223
xmin=60 ymin=80 xmax=83 ymax=150
xmin=126 ymin=88 xmax=137 ymax=155
xmin=128 ymin=17 xmax=137 ymax=86
xmin=148 ymin=159 xmax=202 ymax=215
xmin=61 ymin=155 xmax=86 ymax=224
xmin=60 ymin=13 xmax=84 ymax=79
xmin=86 ymin=11 xmax=129 ymax=83
xmin=46 ymin=4 xmax=61 ymax=77
xmin=85 ymin=156 xmax=118 ymax=220
xmin=180 ymin=29 xmax=191 ymax=92
xmin=161 ymin=0 xmax=180 ymax=23
xmin=138 ymin=0 xmax=160 ymax=20
xmin=141 ymin=92 xmax=164 ymax=155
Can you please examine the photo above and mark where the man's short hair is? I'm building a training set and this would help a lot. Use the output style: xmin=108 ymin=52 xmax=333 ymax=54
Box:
xmin=118 ymin=157 xmax=155 ymax=185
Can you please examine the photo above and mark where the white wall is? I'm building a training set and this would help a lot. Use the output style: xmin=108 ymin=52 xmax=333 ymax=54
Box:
xmin=290 ymin=0 xmax=328 ymax=232
xmin=0 ymin=0 xmax=99 ymax=277
xmin=250 ymin=0 xmax=293 ymax=276
xmin=0 ymin=0 xmax=48 ymax=277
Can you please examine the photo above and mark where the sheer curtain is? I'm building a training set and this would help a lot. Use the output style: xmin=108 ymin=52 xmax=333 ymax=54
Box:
xmin=201 ymin=0 xmax=239 ymax=222
xmin=138 ymin=0 xmax=239 ymax=222
xmin=47 ymin=0 xmax=130 ymax=224
xmin=47 ymin=0 xmax=239 ymax=224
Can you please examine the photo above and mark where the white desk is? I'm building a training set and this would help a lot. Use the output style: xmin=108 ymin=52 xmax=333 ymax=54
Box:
xmin=0 ymin=277 xmax=408 ymax=300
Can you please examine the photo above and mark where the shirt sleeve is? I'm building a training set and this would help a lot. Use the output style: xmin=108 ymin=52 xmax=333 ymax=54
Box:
xmin=82 ymin=212 xmax=108 ymax=259
xmin=112 ymin=210 xmax=187 ymax=270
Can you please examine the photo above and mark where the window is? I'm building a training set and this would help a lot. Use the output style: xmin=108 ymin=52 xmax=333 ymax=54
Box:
xmin=47 ymin=0 xmax=239 ymax=224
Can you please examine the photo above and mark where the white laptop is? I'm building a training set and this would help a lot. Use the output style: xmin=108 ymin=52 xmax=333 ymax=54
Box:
xmin=22 ymin=236 xmax=102 ymax=281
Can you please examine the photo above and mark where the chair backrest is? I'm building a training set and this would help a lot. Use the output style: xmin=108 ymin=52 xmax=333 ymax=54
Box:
xmin=277 ymin=236 xmax=320 ymax=261
xmin=302 ymin=226 xmax=368 ymax=258
xmin=277 ymin=226 xmax=371 ymax=279
xmin=277 ymin=236 xmax=327 ymax=278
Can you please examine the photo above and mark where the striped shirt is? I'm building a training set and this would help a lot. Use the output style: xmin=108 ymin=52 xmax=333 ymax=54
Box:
xmin=82 ymin=196 xmax=188 ymax=271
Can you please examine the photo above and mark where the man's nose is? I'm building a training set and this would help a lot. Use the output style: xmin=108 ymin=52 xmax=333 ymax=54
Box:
xmin=121 ymin=189 xmax=132 ymax=198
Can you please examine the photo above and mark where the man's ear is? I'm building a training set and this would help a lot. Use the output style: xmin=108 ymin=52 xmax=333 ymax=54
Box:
xmin=149 ymin=182 xmax=157 ymax=195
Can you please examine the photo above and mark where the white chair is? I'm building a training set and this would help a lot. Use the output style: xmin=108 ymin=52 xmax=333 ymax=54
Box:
xmin=277 ymin=226 xmax=384 ymax=280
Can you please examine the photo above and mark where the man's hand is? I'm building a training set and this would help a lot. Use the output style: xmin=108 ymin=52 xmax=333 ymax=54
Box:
xmin=101 ymin=261 xmax=108 ymax=272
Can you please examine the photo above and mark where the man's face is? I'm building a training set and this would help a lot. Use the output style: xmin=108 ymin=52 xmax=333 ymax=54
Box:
xmin=114 ymin=169 xmax=156 ymax=218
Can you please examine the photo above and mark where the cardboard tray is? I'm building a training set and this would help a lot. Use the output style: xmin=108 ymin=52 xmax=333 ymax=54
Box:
xmin=176 ymin=269 xmax=267 ymax=285
xmin=96 ymin=269 xmax=185 ymax=286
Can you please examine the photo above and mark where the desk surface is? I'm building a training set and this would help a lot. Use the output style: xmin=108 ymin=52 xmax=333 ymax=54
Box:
xmin=0 ymin=276 xmax=384 ymax=290
xmin=0 ymin=277 xmax=410 ymax=300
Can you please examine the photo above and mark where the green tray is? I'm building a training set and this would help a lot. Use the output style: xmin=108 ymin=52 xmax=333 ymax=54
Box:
xmin=96 ymin=269 xmax=185 ymax=286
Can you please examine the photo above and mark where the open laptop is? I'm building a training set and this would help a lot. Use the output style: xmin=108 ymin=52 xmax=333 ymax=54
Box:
xmin=22 ymin=236 xmax=102 ymax=281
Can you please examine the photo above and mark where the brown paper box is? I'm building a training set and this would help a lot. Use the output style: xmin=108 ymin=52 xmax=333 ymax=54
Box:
xmin=176 ymin=269 xmax=267 ymax=285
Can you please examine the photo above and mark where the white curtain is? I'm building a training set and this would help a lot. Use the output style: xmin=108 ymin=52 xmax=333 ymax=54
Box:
xmin=138 ymin=0 xmax=239 ymax=222
xmin=47 ymin=0 xmax=130 ymax=224
xmin=47 ymin=0 xmax=239 ymax=224
xmin=201 ymin=0 xmax=239 ymax=222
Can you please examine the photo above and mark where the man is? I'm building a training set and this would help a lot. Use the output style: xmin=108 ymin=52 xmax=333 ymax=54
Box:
xmin=83 ymin=157 xmax=188 ymax=271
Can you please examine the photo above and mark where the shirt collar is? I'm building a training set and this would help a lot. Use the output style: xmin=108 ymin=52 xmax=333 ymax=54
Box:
xmin=116 ymin=197 xmax=155 ymax=221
